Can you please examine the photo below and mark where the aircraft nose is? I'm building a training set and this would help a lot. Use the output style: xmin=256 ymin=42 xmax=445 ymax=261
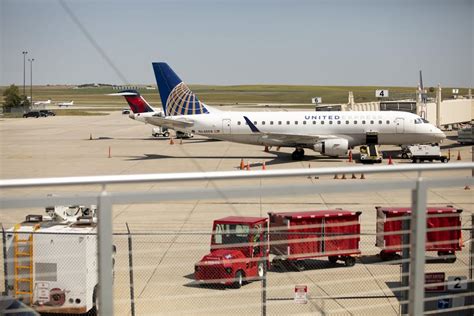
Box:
xmin=434 ymin=128 xmax=446 ymax=142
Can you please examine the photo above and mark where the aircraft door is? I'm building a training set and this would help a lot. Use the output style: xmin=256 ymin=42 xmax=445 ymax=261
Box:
xmin=395 ymin=118 xmax=405 ymax=133
xmin=222 ymin=119 xmax=231 ymax=134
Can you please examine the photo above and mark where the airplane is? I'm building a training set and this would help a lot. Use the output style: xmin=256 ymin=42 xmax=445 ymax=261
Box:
xmin=57 ymin=101 xmax=74 ymax=107
xmin=115 ymin=62 xmax=446 ymax=160
xmin=34 ymin=99 xmax=51 ymax=106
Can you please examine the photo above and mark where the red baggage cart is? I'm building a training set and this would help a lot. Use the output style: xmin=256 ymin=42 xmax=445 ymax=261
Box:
xmin=375 ymin=206 xmax=463 ymax=262
xmin=268 ymin=210 xmax=362 ymax=268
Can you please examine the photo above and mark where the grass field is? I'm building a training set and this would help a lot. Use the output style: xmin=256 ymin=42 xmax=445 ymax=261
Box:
xmin=1 ymin=85 xmax=471 ymax=111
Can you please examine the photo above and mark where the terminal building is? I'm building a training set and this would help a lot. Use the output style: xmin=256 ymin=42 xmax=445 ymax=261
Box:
xmin=315 ymin=88 xmax=472 ymax=130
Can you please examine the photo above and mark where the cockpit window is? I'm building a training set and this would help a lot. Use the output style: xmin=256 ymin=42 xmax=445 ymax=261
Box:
xmin=414 ymin=118 xmax=423 ymax=124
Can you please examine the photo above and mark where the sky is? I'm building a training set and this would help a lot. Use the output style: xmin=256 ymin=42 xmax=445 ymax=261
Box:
xmin=1 ymin=0 xmax=472 ymax=87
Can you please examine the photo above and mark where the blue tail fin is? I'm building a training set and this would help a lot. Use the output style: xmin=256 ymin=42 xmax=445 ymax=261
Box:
xmin=152 ymin=62 xmax=210 ymax=116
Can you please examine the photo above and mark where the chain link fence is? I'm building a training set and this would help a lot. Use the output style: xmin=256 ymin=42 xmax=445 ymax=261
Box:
xmin=3 ymin=211 xmax=471 ymax=315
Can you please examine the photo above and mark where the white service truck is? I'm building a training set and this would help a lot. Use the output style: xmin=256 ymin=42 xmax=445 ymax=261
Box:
xmin=3 ymin=206 xmax=108 ymax=315
xmin=408 ymin=144 xmax=449 ymax=163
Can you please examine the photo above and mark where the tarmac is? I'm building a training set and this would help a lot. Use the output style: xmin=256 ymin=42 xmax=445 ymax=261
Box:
xmin=0 ymin=111 xmax=472 ymax=315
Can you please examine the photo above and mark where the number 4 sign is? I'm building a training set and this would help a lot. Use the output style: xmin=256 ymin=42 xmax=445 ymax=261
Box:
xmin=376 ymin=90 xmax=389 ymax=98
xmin=447 ymin=276 xmax=467 ymax=290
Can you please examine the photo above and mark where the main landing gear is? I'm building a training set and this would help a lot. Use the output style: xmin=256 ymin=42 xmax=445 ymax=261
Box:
xmin=291 ymin=147 xmax=305 ymax=161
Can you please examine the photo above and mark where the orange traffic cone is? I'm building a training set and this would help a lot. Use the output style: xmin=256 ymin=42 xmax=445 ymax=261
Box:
xmin=351 ymin=173 xmax=357 ymax=179
xmin=264 ymin=146 xmax=269 ymax=153
xmin=348 ymin=150 xmax=353 ymax=163
xmin=262 ymin=162 xmax=266 ymax=170
xmin=169 ymin=137 xmax=174 ymax=145
xmin=341 ymin=174 xmax=347 ymax=180
xmin=334 ymin=174 xmax=339 ymax=179
xmin=246 ymin=161 xmax=250 ymax=171
xmin=388 ymin=155 xmax=393 ymax=165
xmin=360 ymin=173 xmax=365 ymax=180
xmin=457 ymin=151 xmax=461 ymax=160
xmin=240 ymin=159 xmax=245 ymax=170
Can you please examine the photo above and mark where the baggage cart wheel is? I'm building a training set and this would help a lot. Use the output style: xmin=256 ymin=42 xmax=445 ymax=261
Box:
xmin=163 ymin=131 xmax=170 ymax=138
xmin=401 ymin=153 xmax=408 ymax=159
xmin=258 ymin=261 xmax=265 ymax=278
xmin=344 ymin=256 xmax=356 ymax=267
xmin=233 ymin=270 xmax=244 ymax=289
xmin=437 ymin=251 xmax=457 ymax=263
xmin=295 ymin=260 xmax=306 ymax=271
xmin=380 ymin=250 xmax=391 ymax=261
xmin=328 ymin=256 xmax=338 ymax=264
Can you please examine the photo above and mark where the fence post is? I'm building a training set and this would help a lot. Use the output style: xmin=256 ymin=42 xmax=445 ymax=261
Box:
xmin=126 ymin=223 xmax=136 ymax=316
xmin=408 ymin=177 xmax=427 ymax=315
xmin=261 ymin=232 xmax=268 ymax=316
xmin=98 ymin=186 xmax=114 ymax=316
xmin=2 ymin=225 xmax=8 ymax=296
xmin=469 ymin=214 xmax=474 ymax=314
xmin=401 ymin=216 xmax=410 ymax=315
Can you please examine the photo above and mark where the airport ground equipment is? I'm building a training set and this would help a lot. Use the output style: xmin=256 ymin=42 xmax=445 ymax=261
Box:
xmin=457 ymin=126 xmax=473 ymax=144
xmin=358 ymin=144 xmax=382 ymax=164
xmin=408 ymin=144 xmax=449 ymax=163
xmin=3 ymin=206 xmax=104 ymax=314
xmin=376 ymin=206 xmax=463 ymax=262
xmin=268 ymin=210 xmax=361 ymax=269
xmin=194 ymin=210 xmax=361 ymax=288
xmin=152 ymin=126 xmax=170 ymax=138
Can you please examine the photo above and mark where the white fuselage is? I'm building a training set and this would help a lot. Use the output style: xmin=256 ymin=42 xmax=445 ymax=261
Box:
xmin=137 ymin=109 xmax=445 ymax=149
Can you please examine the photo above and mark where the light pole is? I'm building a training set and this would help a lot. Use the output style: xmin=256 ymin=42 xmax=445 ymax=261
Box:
xmin=22 ymin=51 xmax=28 ymax=96
xmin=28 ymin=58 xmax=35 ymax=106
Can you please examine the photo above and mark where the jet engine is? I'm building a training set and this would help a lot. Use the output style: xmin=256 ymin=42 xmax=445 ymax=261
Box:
xmin=313 ymin=139 xmax=349 ymax=157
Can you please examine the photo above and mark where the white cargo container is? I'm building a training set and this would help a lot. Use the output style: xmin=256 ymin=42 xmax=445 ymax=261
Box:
xmin=408 ymin=144 xmax=449 ymax=163
xmin=3 ymin=208 xmax=103 ymax=314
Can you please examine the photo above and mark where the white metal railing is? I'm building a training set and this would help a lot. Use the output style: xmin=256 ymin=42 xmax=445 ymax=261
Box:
xmin=1 ymin=162 xmax=473 ymax=315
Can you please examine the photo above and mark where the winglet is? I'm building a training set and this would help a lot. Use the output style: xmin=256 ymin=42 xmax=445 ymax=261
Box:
xmin=244 ymin=116 xmax=260 ymax=133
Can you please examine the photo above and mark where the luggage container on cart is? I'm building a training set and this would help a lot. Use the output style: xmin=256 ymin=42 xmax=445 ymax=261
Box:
xmin=2 ymin=206 xmax=108 ymax=315
xmin=375 ymin=206 xmax=463 ymax=262
xmin=268 ymin=210 xmax=362 ymax=269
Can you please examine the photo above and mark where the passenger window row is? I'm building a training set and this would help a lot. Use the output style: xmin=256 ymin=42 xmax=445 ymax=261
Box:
xmin=236 ymin=120 xmax=391 ymax=126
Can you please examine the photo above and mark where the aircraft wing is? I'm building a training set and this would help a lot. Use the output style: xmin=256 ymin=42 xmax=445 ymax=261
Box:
xmin=144 ymin=114 xmax=194 ymax=129
xmin=243 ymin=116 xmax=335 ymax=145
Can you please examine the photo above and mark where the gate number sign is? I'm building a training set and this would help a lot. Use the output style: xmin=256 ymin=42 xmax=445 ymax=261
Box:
xmin=447 ymin=276 xmax=467 ymax=290
xmin=376 ymin=90 xmax=389 ymax=98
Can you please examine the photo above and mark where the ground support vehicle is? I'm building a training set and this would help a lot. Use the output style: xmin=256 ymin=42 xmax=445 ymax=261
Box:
xmin=152 ymin=127 xmax=170 ymax=138
xmin=194 ymin=210 xmax=361 ymax=288
xmin=176 ymin=131 xmax=194 ymax=139
xmin=194 ymin=216 xmax=267 ymax=288
xmin=358 ymin=144 xmax=382 ymax=164
xmin=457 ymin=126 xmax=472 ymax=144
xmin=408 ymin=144 xmax=448 ymax=163
xmin=376 ymin=206 xmax=463 ymax=262
xmin=39 ymin=110 xmax=55 ymax=116
xmin=23 ymin=111 xmax=41 ymax=118
xmin=268 ymin=210 xmax=361 ymax=269
xmin=3 ymin=206 xmax=103 ymax=314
